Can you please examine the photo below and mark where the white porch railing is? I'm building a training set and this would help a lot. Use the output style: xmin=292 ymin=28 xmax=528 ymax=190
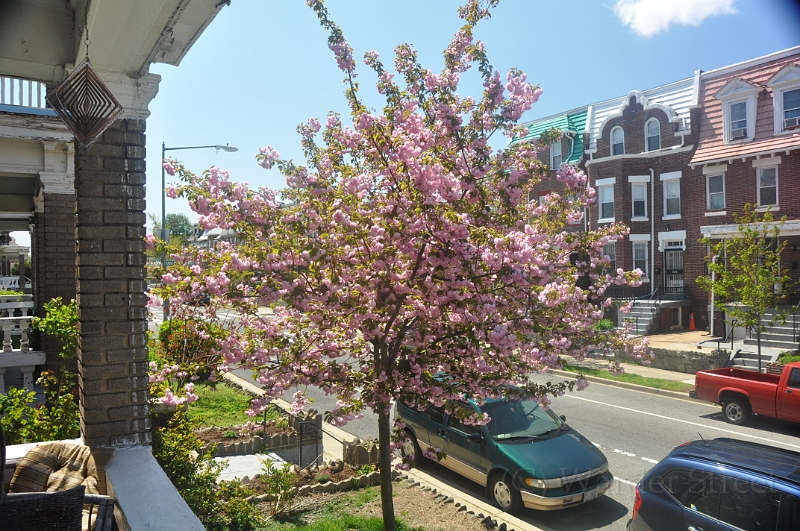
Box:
xmin=0 ymin=293 xmax=45 ymax=393
xmin=0 ymin=277 xmax=32 ymax=291
xmin=0 ymin=76 xmax=47 ymax=108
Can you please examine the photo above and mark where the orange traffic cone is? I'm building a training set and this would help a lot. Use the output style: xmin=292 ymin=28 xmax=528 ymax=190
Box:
xmin=688 ymin=312 xmax=696 ymax=331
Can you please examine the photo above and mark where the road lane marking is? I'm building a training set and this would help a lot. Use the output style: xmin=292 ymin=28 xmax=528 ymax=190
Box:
xmin=614 ymin=477 xmax=638 ymax=487
xmin=564 ymin=394 xmax=800 ymax=450
xmin=641 ymin=457 xmax=659 ymax=464
xmin=614 ymin=449 xmax=636 ymax=457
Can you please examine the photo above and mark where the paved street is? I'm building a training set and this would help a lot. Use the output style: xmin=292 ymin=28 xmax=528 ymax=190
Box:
xmin=513 ymin=372 xmax=800 ymax=531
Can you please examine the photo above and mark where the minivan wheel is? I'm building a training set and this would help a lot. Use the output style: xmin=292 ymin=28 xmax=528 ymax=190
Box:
xmin=401 ymin=429 xmax=423 ymax=465
xmin=489 ymin=473 xmax=523 ymax=513
xmin=722 ymin=398 xmax=749 ymax=425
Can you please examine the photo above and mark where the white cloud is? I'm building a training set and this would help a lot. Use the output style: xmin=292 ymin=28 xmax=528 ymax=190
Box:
xmin=613 ymin=0 xmax=737 ymax=37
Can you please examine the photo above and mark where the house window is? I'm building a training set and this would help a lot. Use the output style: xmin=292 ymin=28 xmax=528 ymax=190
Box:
xmin=645 ymin=119 xmax=660 ymax=151
xmin=707 ymin=174 xmax=725 ymax=210
xmin=730 ymin=101 xmax=748 ymax=139
xmin=550 ymin=140 xmax=562 ymax=169
xmin=603 ymin=242 xmax=616 ymax=272
xmin=632 ymin=183 xmax=647 ymax=219
xmin=611 ymin=127 xmax=624 ymax=156
xmin=660 ymin=171 xmax=681 ymax=219
xmin=529 ymin=190 xmax=550 ymax=206
xmin=633 ymin=241 xmax=648 ymax=278
xmin=664 ymin=180 xmax=680 ymax=216
xmin=767 ymin=64 xmax=800 ymax=133
xmin=598 ymin=185 xmax=614 ymax=222
xmin=758 ymin=167 xmax=778 ymax=208
xmin=783 ymin=88 xmax=800 ymax=122
xmin=717 ymin=78 xmax=758 ymax=142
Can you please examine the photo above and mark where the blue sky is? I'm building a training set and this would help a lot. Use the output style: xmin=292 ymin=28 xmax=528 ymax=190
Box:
xmin=13 ymin=0 xmax=799 ymax=247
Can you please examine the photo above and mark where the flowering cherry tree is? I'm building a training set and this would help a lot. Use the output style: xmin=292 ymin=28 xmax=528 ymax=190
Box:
xmin=158 ymin=1 xmax=648 ymax=527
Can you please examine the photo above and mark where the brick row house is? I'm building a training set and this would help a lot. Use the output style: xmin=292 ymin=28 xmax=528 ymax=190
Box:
xmin=519 ymin=46 xmax=800 ymax=344
xmin=692 ymin=48 xmax=800 ymax=338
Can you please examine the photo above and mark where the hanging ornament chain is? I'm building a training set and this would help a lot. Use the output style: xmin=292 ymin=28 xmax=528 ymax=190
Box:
xmin=84 ymin=3 xmax=91 ymax=59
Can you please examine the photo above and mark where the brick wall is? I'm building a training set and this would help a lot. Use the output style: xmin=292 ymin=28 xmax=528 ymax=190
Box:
xmin=33 ymin=193 xmax=77 ymax=367
xmin=75 ymin=118 xmax=150 ymax=448
xmin=686 ymin=151 xmax=800 ymax=320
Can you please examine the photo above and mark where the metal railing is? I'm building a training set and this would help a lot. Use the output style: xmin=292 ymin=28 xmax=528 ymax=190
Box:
xmin=793 ymin=300 xmax=800 ymax=343
xmin=260 ymin=402 xmax=324 ymax=469
xmin=0 ymin=76 xmax=47 ymax=109
xmin=619 ymin=288 xmax=662 ymax=337
xmin=717 ymin=319 xmax=738 ymax=367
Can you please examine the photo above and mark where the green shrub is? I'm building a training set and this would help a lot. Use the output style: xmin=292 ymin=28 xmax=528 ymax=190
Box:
xmin=0 ymin=289 xmax=24 ymax=296
xmin=0 ymin=298 xmax=80 ymax=444
xmin=593 ymin=318 xmax=616 ymax=331
xmin=777 ymin=350 xmax=800 ymax=364
xmin=152 ymin=410 xmax=263 ymax=530
xmin=260 ymin=458 xmax=297 ymax=517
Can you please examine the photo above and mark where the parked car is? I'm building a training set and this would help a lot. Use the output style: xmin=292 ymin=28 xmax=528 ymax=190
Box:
xmin=188 ymin=292 xmax=211 ymax=306
xmin=691 ymin=362 xmax=800 ymax=425
xmin=628 ymin=438 xmax=800 ymax=531
xmin=395 ymin=395 xmax=613 ymax=513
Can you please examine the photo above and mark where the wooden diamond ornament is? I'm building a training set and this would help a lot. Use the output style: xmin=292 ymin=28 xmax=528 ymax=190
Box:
xmin=46 ymin=57 xmax=124 ymax=148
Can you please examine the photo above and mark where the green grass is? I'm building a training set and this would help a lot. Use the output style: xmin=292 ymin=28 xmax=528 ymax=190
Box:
xmin=187 ymin=382 xmax=280 ymax=427
xmin=560 ymin=363 xmax=694 ymax=392
xmin=261 ymin=515 xmax=425 ymax=531
xmin=319 ymin=487 xmax=381 ymax=516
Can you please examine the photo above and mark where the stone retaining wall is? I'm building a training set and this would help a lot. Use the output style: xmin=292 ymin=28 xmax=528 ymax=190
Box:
xmin=648 ymin=347 xmax=729 ymax=374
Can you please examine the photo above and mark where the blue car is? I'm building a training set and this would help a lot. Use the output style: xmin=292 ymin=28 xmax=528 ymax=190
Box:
xmin=395 ymin=395 xmax=613 ymax=513
xmin=628 ymin=438 xmax=800 ymax=531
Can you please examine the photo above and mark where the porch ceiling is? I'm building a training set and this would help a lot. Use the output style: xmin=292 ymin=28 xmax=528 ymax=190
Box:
xmin=0 ymin=0 xmax=226 ymax=83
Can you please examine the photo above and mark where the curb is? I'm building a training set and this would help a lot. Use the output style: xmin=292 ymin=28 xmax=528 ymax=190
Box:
xmin=549 ymin=369 xmax=704 ymax=403
xmin=400 ymin=465 xmax=552 ymax=531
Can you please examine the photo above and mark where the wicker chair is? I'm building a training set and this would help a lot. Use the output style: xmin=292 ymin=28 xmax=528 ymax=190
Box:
xmin=0 ymin=423 xmax=115 ymax=531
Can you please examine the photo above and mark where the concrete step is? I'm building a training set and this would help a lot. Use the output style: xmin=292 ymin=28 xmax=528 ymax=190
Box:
xmin=742 ymin=338 xmax=800 ymax=350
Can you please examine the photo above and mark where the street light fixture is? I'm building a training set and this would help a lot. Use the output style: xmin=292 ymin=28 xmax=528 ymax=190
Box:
xmin=161 ymin=142 xmax=238 ymax=318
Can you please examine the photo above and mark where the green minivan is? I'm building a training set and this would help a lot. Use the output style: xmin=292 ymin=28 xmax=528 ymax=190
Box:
xmin=395 ymin=395 xmax=614 ymax=513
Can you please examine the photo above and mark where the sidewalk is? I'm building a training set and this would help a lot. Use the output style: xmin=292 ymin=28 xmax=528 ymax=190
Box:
xmin=553 ymin=329 xmax=788 ymax=401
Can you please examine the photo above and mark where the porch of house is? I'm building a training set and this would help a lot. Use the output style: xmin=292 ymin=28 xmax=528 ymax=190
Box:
xmin=0 ymin=1 xmax=231 ymax=529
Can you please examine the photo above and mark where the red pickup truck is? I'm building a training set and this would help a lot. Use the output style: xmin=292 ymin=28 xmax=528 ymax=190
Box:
xmin=692 ymin=362 xmax=800 ymax=425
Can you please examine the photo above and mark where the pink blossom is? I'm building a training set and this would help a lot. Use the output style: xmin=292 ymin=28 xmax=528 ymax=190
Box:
xmin=163 ymin=162 xmax=176 ymax=176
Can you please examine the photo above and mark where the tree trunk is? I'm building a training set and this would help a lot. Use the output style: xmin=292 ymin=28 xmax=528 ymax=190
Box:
xmin=757 ymin=328 xmax=762 ymax=372
xmin=378 ymin=409 xmax=396 ymax=531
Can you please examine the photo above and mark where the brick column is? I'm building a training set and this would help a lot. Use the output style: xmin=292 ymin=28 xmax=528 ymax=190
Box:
xmin=75 ymin=118 xmax=150 ymax=448
xmin=37 ymin=153 xmax=79 ymax=368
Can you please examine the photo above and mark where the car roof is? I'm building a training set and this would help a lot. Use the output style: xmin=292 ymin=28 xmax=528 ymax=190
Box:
xmin=668 ymin=438 xmax=800 ymax=486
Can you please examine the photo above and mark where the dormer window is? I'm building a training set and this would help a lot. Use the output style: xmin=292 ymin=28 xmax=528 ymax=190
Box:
xmin=611 ymin=126 xmax=624 ymax=156
xmin=645 ymin=119 xmax=660 ymax=151
xmin=767 ymin=64 xmax=800 ymax=133
xmin=783 ymin=89 xmax=800 ymax=124
xmin=715 ymin=78 xmax=759 ymax=143
xmin=729 ymin=102 xmax=748 ymax=139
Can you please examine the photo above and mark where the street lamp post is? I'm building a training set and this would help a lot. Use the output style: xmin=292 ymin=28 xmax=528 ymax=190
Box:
xmin=161 ymin=142 xmax=238 ymax=318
